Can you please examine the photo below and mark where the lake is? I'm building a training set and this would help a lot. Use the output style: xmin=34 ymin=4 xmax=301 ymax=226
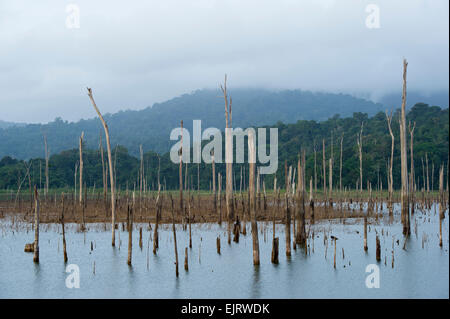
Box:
xmin=0 ymin=203 xmax=448 ymax=298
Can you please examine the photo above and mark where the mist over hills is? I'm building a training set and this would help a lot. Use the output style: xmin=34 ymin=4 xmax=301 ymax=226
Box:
xmin=0 ymin=120 xmax=25 ymax=129
xmin=0 ymin=88 xmax=447 ymax=160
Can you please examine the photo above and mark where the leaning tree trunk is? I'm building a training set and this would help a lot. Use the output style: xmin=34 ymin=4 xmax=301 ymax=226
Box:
xmin=87 ymin=88 xmax=116 ymax=246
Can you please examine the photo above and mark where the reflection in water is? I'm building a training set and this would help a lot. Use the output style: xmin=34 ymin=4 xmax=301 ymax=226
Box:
xmin=251 ymin=265 xmax=261 ymax=298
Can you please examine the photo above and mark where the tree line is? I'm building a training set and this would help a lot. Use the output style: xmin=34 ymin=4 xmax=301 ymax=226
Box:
xmin=0 ymin=102 xmax=448 ymax=192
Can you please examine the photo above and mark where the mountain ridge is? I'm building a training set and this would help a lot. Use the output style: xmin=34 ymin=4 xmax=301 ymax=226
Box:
xmin=0 ymin=88 xmax=447 ymax=160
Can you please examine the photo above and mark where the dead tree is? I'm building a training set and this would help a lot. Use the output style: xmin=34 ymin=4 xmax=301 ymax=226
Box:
xmin=329 ymin=158 xmax=333 ymax=205
xmin=248 ymin=130 xmax=260 ymax=265
xmin=169 ymin=195 xmax=179 ymax=277
xmin=153 ymin=185 xmax=161 ymax=254
xmin=386 ymin=110 xmax=394 ymax=214
xmin=314 ymin=140 xmax=317 ymax=193
xmin=61 ymin=193 xmax=68 ymax=263
xmin=399 ymin=60 xmax=410 ymax=235
xmin=79 ymin=132 xmax=84 ymax=204
xmin=356 ymin=122 xmax=364 ymax=194
xmin=408 ymin=121 xmax=416 ymax=214
xmin=322 ymin=139 xmax=327 ymax=202
xmin=221 ymin=75 xmax=234 ymax=243
xmin=179 ymin=120 xmax=184 ymax=212
xmin=272 ymin=190 xmax=280 ymax=264
xmin=33 ymin=186 xmax=40 ymax=263
xmin=43 ymin=134 xmax=49 ymax=197
xmin=218 ymin=172 xmax=222 ymax=225
xmin=363 ymin=215 xmax=368 ymax=252
xmin=439 ymin=165 xmax=445 ymax=219
xmin=87 ymin=88 xmax=116 ymax=246
xmin=339 ymin=134 xmax=343 ymax=194
xmin=188 ymin=196 xmax=192 ymax=248
xmin=127 ymin=194 xmax=133 ymax=266
xmin=99 ymin=133 xmax=108 ymax=217
xmin=285 ymin=161 xmax=292 ymax=257
xmin=212 ymin=150 xmax=216 ymax=213
xmin=295 ymin=151 xmax=307 ymax=247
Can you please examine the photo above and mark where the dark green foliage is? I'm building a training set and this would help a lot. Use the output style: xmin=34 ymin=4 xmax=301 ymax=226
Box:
xmin=0 ymin=89 xmax=385 ymax=160
xmin=0 ymin=103 xmax=448 ymax=191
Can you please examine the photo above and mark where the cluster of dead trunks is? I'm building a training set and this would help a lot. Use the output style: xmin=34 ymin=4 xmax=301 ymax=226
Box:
xmin=15 ymin=62 xmax=449 ymax=275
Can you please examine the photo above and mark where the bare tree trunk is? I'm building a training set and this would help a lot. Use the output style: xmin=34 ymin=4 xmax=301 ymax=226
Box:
xmin=322 ymin=139 xmax=327 ymax=202
xmin=153 ymin=185 xmax=161 ymax=254
xmin=285 ymin=161 xmax=291 ymax=257
xmin=127 ymin=193 xmax=134 ymax=266
xmin=399 ymin=59 xmax=410 ymax=236
xmin=295 ymin=152 xmax=306 ymax=247
xmin=221 ymin=75 xmax=234 ymax=244
xmin=170 ymin=195 xmax=179 ymax=277
xmin=386 ymin=111 xmax=395 ymax=214
xmin=218 ymin=172 xmax=222 ymax=225
xmin=425 ymin=153 xmax=430 ymax=195
xmin=87 ymin=88 xmax=116 ymax=246
xmin=329 ymin=158 xmax=333 ymax=205
xmin=314 ymin=140 xmax=317 ymax=194
xmin=248 ymin=130 xmax=260 ymax=265
xmin=140 ymin=145 xmax=144 ymax=199
xmin=179 ymin=120 xmax=184 ymax=212
xmin=339 ymin=134 xmax=343 ymax=194
xmin=33 ymin=186 xmax=39 ymax=263
xmin=409 ymin=121 xmax=416 ymax=214
xmin=61 ymin=193 xmax=68 ymax=263
xmin=99 ymin=133 xmax=108 ymax=217
xmin=439 ymin=165 xmax=444 ymax=219
xmin=357 ymin=122 xmax=364 ymax=194
xmin=188 ymin=196 xmax=192 ymax=248
xmin=79 ymin=132 xmax=84 ymax=204
xmin=363 ymin=215 xmax=368 ymax=252
xmin=271 ymin=190 xmax=280 ymax=263
xmin=43 ymin=135 xmax=49 ymax=197
xmin=212 ymin=152 xmax=216 ymax=212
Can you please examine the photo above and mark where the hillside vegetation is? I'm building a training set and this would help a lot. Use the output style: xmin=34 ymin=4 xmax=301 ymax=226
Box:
xmin=0 ymin=89 xmax=386 ymax=159
xmin=1 ymin=103 xmax=447 ymax=191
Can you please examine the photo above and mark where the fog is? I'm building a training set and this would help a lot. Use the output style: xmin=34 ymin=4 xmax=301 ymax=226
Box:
xmin=0 ymin=0 xmax=448 ymax=123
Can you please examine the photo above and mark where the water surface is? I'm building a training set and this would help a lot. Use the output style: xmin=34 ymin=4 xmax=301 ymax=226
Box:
xmin=0 ymin=205 xmax=448 ymax=298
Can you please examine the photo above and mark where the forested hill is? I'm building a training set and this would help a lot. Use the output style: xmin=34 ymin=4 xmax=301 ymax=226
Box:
xmin=0 ymin=103 xmax=448 ymax=191
xmin=0 ymin=89 xmax=386 ymax=159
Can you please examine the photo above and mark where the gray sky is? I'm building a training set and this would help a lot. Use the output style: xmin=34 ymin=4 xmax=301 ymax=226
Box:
xmin=0 ymin=0 xmax=448 ymax=123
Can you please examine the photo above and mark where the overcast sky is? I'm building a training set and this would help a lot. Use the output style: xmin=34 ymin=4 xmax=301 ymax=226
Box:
xmin=0 ymin=0 xmax=448 ymax=123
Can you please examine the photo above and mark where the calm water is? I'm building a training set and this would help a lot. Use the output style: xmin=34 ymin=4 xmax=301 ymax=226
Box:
xmin=0 ymin=204 xmax=448 ymax=298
